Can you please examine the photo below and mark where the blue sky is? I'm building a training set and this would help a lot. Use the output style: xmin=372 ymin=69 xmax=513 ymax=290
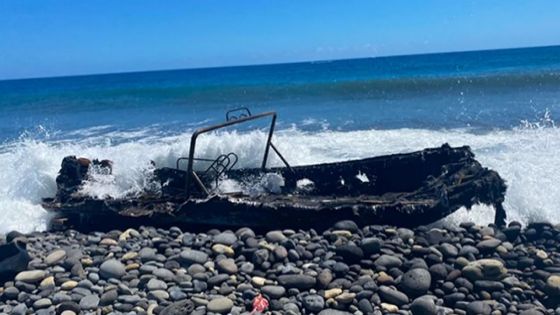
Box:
xmin=1 ymin=1 xmax=559 ymax=80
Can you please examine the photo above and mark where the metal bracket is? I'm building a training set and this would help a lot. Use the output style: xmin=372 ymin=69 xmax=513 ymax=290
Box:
xmin=226 ymin=107 xmax=252 ymax=122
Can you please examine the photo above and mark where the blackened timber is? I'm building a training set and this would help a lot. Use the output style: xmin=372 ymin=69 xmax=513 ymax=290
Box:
xmin=42 ymin=144 xmax=507 ymax=231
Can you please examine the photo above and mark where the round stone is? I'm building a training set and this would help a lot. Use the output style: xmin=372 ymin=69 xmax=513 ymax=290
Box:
xmin=333 ymin=220 xmax=359 ymax=232
xmin=33 ymin=298 xmax=52 ymax=309
xmin=265 ymin=230 xmax=287 ymax=243
xmin=378 ymin=286 xmax=409 ymax=306
xmin=459 ymin=245 xmax=480 ymax=256
xmin=357 ymin=299 xmax=374 ymax=313
xmin=335 ymin=244 xmax=364 ymax=263
xmin=56 ymin=301 xmax=81 ymax=314
xmin=11 ymin=304 xmax=27 ymax=315
xmin=125 ymin=263 xmax=139 ymax=271
xmin=273 ymin=246 xmax=288 ymax=260
xmin=262 ymin=285 xmax=286 ymax=299
xmin=318 ymin=269 xmax=333 ymax=288
xmin=397 ymin=228 xmax=414 ymax=241
xmin=438 ymin=243 xmax=458 ymax=257
xmin=462 ymin=259 xmax=506 ymax=281
xmin=252 ymin=249 xmax=270 ymax=266
xmin=332 ymin=263 xmax=348 ymax=277
xmin=475 ymin=280 xmax=504 ymax=291
xmin=154 ymin=268 xmax=175 ymax=281
xmin=53 ymin=292 xmax=72 ymax=304
xmin=45 ymin=249 xmax=66 ymax=265
xmin=147 ymin=278 xmax=168 ymax=291
xmin=99 ymin=290 xmax=118 ymax=306
xmin=476 ymin=238 xmax=501 ymax=251
xmin=239 ymin=262 xmax=254 ymax=274
xmin=213 ymin=232 xmax=238 ymax=245
xmin=208 ymin=274 xmax=230 ymax=287
xmin=374 ymin=255 xmax=402 ymax=269
xmin=332 ymin=230 xmax=352 ymax=238
xmin=39 ymin=276 xmax=55 ymax=289
xmin=207 ymin=297 xmax=234 ymax=314
xmin=277 ymin=274 xmax=316 ymax=289
xmin=536 ymin=249 xmax=548 ymax=260
xmin=399 ymin=268 xmax=432 ymax=297
xmin=160 ymin=300 xmax=195 ymax=315
xmin=61 ymin=280 xmax=79 ymax=290
xmin=119 ymin=228 xmax=139 ymax=241
xmin=302 ymin=294 xmax=325 ymax=312
xmin=79 ymin=294 xmax=100 ymax=310
xmin=236 ymin=227 xmax=256 ymax=239
xmin=381 ymin=303 xmax=399 ymax=313
xmin=3 ymin=286 xmax=19 ymax=300
xmin=149 ymin=290 xmax=170 ymax=300
xmin=15 ymin=270 xmax=47 ymax=283
xmin=212 ymin=244 xmax=235 ymax=256
xmin=324 ymin=288 xmax=343 ymax=299
xmin=217 ymin=258 xmax=238 ymax=274
xmin=139 ymin=247 xmax=158 ymax=262
xmin=99 ymin=259 xmax=126 ymax=279
xmin=187 ymin=264 xmax=206 ymax=275
xmin=100 ymin=238 xmax=118 ymax=246
xmin=251 ymin=276 xmax=266 ymax=287
xmin=335 ymin=292 xmax=356 ymax=304
xmin=180 ymin=249 xmax=209 ymax=265
xmin=360 ymin=237 xmax=382 ymax=255
xmin=169 ymin=288 xmax=188 ymax=301
xmin=466 ymin=301 xmax=491 ymax=315
xmin=122 ymin=251 xmax=138 ymax=260
xmin=410 ymin=297 xmax=437 ymax=315
xmin=429 ymin=264 xmax=448 ymax=280
xmin=546 ymin=275 xmax=560 ymax=295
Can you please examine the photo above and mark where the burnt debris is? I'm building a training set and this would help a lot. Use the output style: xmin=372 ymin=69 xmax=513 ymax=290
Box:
xmin=42 ymin=144 xmax=507 ymax=231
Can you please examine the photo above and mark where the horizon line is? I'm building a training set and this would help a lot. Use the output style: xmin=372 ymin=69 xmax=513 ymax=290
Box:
xmin=2 ymin=44 xmax=558 ymax=83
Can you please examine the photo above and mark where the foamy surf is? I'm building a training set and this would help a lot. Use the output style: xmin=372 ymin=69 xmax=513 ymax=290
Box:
xmin=0 ymin=123 xmax=558 ymax=233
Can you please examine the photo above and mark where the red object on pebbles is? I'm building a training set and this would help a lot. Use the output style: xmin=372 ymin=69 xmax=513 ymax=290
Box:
xmin=251 ymin=294 xmax=269 ymax=314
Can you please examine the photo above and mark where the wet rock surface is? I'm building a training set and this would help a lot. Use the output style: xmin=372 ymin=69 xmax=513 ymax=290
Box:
xmin=0 ymin=220 xmax=559 ymax=314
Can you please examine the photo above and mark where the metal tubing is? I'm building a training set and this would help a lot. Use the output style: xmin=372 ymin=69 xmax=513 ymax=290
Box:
xmin=270 ymin=142 xmax=293 ymax=172
xmin=191 ymin=171 xmax=210 ymax=196
xmin=261 ymin=114 xmax=276 ymax=169
xmin=185 ymin=111 xmax=277 ymax=196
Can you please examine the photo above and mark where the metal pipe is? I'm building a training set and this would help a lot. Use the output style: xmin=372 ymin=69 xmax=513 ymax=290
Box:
xmin=191 ymin=171 xmax=210 ymax=196
xmin=185 ymin=111 xmax=278 ymax=196
xmin=270 ymin=142 xmax=293 ymax=172
xmin=261 ymin=113 xmax=277 ymax=169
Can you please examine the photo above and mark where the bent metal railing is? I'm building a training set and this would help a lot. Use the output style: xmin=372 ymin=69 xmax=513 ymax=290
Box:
xmin=183 ymin=109 xmax=292 ymax=196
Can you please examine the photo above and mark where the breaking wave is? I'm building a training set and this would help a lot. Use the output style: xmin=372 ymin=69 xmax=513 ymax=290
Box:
xmin=0 ymin=116 xmax=559 ymax=233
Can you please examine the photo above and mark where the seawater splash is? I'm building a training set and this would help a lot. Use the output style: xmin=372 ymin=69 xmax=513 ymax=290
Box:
xmin=215 ymin=173 xmax=286 ymax=197
xmin=520 ymin=108 xmax=556 ymax=129
xmin=0 ymin=116 xmax=559 ymax=233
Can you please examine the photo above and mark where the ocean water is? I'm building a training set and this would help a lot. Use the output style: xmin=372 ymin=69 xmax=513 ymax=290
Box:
xmin=1 ymin=46 xmax=559 ymax=233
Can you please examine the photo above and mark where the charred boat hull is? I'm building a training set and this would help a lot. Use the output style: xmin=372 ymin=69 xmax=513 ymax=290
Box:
xmin=42 ymin=144 xmax=507 ymax=231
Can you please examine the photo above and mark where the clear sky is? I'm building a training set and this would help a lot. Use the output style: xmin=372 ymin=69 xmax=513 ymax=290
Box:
xmin=1 ymin=0 xmax=559 ymax=80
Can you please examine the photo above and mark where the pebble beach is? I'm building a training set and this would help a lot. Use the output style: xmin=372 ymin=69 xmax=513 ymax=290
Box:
xmin=1 ymin=220 xmax=559 ymax=315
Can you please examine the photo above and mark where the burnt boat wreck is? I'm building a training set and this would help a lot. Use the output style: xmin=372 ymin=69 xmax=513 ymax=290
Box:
xmin=42 ymin=108 xmax=507 ymax=230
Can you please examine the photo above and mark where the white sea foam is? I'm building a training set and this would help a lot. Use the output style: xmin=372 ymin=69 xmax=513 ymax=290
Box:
xmin=0 ymin=123 xmax=559 ymax=233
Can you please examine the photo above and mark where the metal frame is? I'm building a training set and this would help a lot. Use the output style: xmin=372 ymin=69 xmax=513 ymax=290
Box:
xmin=226 ymin=107 xmax=252 ymax=121
xmin=183 ymin=110 xmax=291 ymax=196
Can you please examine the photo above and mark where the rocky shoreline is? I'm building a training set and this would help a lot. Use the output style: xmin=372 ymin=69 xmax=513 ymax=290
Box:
xmin=0 ymin=221 xmax=559 ymax=315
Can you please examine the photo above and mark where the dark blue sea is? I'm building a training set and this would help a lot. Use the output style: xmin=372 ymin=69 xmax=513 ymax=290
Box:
xmin=1 ymin=46 xmax=559 ymax=232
